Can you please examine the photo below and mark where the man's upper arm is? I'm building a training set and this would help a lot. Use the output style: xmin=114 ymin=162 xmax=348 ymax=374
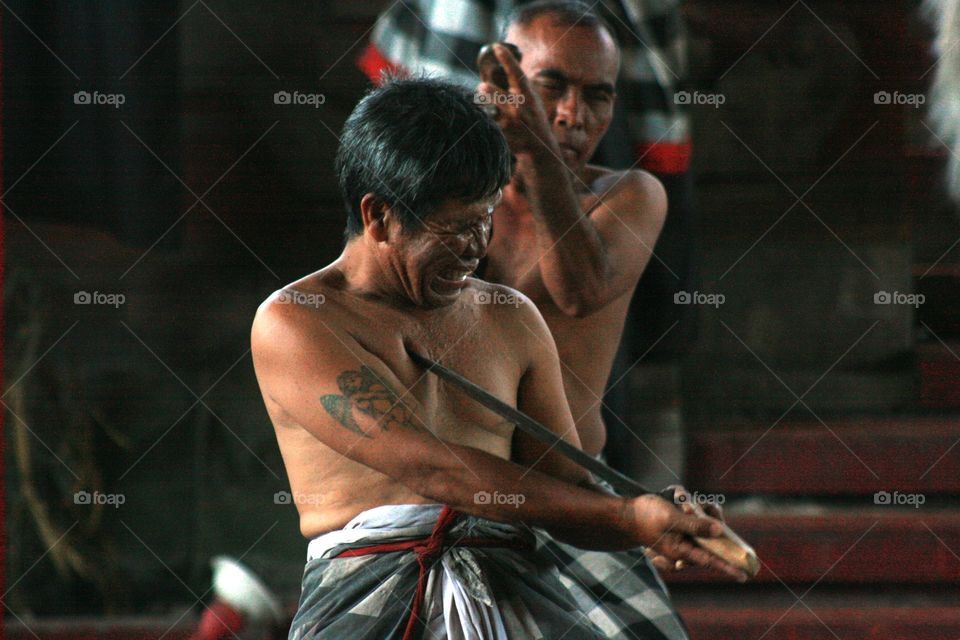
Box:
xmin=508 ymin=294 xmax=591 ymax=484
xmin=590 ymin=170 xmax=668 ymax=301
xmin=251 ymin=301 xmax=442 ymax=489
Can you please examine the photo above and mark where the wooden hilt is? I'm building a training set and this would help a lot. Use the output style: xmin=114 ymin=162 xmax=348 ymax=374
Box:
xmin=686 ymin=500 xmax=760 ymax=577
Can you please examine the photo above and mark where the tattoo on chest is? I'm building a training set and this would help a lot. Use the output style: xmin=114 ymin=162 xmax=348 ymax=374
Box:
xmin=320 ymin=365 xmax=419 ymax=437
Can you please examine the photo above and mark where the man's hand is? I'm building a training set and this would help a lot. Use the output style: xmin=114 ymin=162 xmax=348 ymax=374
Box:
xmin=666 ymin=484 xmax=725 ymax=521
xmin=476 ymin=43 xmax=557 ymax=159
xmin=624 ymin=494 xmax=748 ymax=582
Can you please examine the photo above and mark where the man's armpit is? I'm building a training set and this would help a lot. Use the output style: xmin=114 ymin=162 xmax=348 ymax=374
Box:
xmin=320 ymin=365 xmax=423 ymax=437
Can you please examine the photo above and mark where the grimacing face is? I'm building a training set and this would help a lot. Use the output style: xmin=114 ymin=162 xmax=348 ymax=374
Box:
xmin=506 ymin=17 xmax=620 ymax=169
xmin=383 ymin=192 xmax=500 ymax=309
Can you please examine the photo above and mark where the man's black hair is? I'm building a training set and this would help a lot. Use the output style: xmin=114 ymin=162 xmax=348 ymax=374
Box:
xmin=504 ymin=0 xmax=617 ymax=43
xmin=336 ymin=77 xmax=512 ymax=240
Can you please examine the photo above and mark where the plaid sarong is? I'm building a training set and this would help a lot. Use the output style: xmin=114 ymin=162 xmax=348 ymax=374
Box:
xmin=360 ymin=0 xmax=692 ymax=174
xmin=289 ymin=504 xmax=607 ymax=639
xmin=536 ymin=534 xmax=691 ymax=640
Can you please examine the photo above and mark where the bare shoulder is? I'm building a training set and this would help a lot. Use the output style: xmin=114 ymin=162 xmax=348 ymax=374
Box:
xmin=251 ymin=272 xmax=348 ymax=359
xmin=468 ymin=278 xmax=556 ymax=356
xmin=588 ymin=167 xmax=668 ymax=219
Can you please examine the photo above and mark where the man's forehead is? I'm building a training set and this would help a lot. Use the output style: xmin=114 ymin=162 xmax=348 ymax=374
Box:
xmin=505 ymin=18 xmax=619 ymax=80
xmin=429 ymin=192 xmax=501 ymax=222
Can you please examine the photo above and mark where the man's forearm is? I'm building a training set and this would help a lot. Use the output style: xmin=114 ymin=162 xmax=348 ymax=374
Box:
xmin=405 ymin=440 xmax=634 ymax=550
xmin=518 ymin=150 xmax=609 ymax=315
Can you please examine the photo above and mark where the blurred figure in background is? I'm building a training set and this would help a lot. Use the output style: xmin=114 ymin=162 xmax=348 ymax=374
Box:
xmin=925 ymin=0 xmax=960 ymax=206
xmin=358 ymin=0 xmax=701 ymax=480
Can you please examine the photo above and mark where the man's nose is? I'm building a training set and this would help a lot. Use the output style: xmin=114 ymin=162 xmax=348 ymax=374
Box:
xmin=555 ymin=89 xmax=585 ymax=129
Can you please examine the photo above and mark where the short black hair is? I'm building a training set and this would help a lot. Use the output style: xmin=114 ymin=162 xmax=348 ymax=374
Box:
xmin=336 ymin=77 xmax=512 ymax=239
xmin=504 ymin=0 xmax=617 ymax=43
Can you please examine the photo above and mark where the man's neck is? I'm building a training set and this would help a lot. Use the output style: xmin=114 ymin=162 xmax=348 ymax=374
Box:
xmin=335 ymin=240 xmax=410 ymax=307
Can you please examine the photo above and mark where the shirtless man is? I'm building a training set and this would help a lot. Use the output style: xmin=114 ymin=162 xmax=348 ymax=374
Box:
xmin=478 ymin=2 xmax=666 ymax=458
xmin=474 ymin=4 xmax=710 ymax=639
xmin=251 ymin=78 xmax=743 ymax=638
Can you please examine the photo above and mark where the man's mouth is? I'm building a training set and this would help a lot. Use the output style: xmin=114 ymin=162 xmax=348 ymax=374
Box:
xmin=435 ymin=263 xmax=478 ymax=286
xmin=558 ymin=143 xmax=581 ymax=160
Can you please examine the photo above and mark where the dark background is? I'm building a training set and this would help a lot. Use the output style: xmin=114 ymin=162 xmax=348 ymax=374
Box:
xmin=4 ymin=1 xmax=960 ymax=636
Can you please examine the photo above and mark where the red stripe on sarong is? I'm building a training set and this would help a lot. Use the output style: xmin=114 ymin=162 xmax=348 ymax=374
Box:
xmin=332 ymin=506 xmax=531 ymax=640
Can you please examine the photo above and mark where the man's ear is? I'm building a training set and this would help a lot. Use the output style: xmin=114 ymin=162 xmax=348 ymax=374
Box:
xmin=359 ymin=193 xmax=391 ymax=242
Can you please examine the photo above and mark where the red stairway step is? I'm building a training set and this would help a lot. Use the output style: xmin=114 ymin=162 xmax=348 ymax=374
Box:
xmin=687 ymin=417 xmax=960 ymax=494
xmin=918 ymin=342 xmax=960 ymax=409
xmin=677 ymin=606 xmax=960 ymax=640
xmin=665 ymin=511 xmax=960 ymax=584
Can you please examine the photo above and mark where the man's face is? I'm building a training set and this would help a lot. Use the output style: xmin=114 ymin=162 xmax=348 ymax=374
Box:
xmin=384 ymin=193 xmax=499 ymax=308
xmin=506 ymin=17 xmax=619 ymax=169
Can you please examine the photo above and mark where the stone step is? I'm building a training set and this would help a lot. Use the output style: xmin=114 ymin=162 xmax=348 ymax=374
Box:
xmin=664 ymin=510 xmax=960 ymax=585
xmin=686 ymin=417 xmax=960 ymax=494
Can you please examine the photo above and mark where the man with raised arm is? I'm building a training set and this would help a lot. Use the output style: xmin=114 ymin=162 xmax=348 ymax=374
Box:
xmin=251 ymin=78 xmax=743 ymax=639
xmin=471 ymin=4 xmax=712 ymax=639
